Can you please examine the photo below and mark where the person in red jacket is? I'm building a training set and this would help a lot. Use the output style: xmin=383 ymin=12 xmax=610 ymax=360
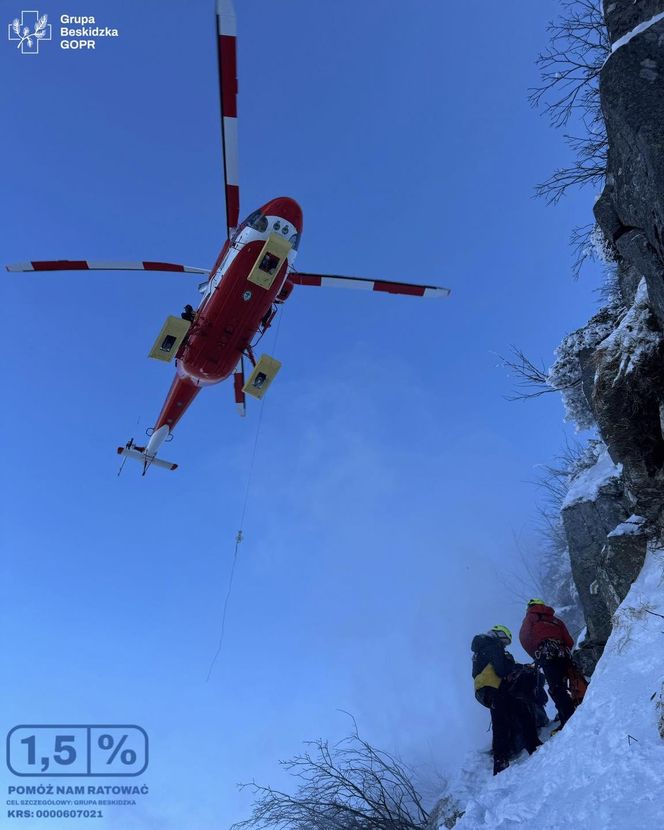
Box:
xmin=519 ymin=599 xmax=576 ymax=728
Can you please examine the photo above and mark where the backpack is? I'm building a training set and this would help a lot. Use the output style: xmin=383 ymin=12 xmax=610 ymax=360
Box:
xmin=566 ymin=661 xmax=589 ymax=706
xmin=471 ymin=634 xmax=511 ymax=706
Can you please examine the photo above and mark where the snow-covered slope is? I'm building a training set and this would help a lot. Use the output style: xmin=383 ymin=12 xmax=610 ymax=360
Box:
xmin=445 ymin=548 xmax=664 ymax=829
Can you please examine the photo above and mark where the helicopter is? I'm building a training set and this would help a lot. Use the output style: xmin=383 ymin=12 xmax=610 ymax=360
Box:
xmin=6 ymin=0 xmax=450 ymax=474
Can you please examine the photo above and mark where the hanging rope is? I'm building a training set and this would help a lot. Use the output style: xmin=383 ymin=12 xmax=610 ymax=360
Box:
xmin=205 ymin=529 xmax=243 ymax=682
xmin=206 ymin=304 xmax=286 ymax=681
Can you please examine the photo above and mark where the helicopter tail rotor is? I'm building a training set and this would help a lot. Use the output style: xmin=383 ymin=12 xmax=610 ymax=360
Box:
xmin=116 ymin=428 xmax=178 ymax=475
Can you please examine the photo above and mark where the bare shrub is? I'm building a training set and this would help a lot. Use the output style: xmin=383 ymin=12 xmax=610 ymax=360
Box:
xmin=231 ymin=723 xmax=459 ymax=830
xmin=499 ymin=346 xmax=579 ymax=403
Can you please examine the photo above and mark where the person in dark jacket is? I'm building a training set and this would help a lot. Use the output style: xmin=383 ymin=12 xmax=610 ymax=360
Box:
xmin=181 ymin=304 xmax=195 ymax=322
xmin=505 ymin=663 xmax=549 ymax=754
xmin=519 ymin=599 xmax=576 ymax=728
xmin=472 ymin=625 xmax=541 ymax=775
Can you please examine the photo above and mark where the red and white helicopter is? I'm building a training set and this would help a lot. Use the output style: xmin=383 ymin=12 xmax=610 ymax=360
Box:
xmin=6 ymin=0 xmax=450 ymax=474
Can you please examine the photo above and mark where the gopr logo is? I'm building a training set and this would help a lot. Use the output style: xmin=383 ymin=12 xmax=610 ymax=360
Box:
xmin=8 ymin=10 xmax=52 ymax=54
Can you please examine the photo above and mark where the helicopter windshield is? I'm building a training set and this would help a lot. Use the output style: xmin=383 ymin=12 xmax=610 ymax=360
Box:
xmin=234 ymin=210 xmax=300 ymax=251
xmin=239 ymin=210 xmax=268 ymax=233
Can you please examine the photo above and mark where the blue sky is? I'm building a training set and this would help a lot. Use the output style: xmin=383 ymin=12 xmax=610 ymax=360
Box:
xmin=1 ymin=1 xmax=603 ymax=827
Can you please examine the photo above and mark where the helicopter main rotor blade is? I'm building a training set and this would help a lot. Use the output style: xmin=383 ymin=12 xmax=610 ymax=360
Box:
xmin=6 ymin=260 xmax=211 ymax=275
xmin=288 ymin=272 xmax=451 ymax=298
xmin=216 ymin=0 xmax=240 ymax=239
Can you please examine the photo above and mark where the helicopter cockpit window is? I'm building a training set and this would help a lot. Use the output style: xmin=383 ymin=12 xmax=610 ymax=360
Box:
xmin=288 ymin=232 xmax=300 ymax=251
xmin=240 ymin=210 xmax=268 ymax=234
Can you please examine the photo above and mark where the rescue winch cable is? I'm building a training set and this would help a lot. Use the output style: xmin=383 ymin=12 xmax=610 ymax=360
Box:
xmin=205 ymin=305 xmax=285 ymax=681
xmin=205 ymin=405 xmax=264 ymax=682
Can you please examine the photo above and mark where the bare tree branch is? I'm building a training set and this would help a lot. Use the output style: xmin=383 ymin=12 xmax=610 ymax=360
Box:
xmin=500 ymin=347 xmax=552 ymax=401
xmin=570 ymin=222 xmax=597 ymax=279
xmin=530 ymin=0 xmax=609 ymax=204
xmin=500 ymin=346 xmax=581 ymax=402
xmin=500 ymin=346 xmax=584 ymax=403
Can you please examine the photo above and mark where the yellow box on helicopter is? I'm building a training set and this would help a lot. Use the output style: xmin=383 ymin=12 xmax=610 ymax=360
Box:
xmin=247 ymin=233 xmax=291 ymax=291
xmin=243 ymin=354 xmax=282 ymax=399
xmin=148 ymin=315 xmax=191 ymax=362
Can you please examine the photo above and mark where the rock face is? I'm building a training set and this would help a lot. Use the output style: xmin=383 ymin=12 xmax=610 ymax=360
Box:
xmin=555 ymin=1 xmax=664 ymax=673
xmin=591 ymin=280 xmax=664 ymax=523
xmin=561 ymin=454 xmax=630 ymax=674
xmin=602 ymin=0 xmax=664 ymax=44
xmin=560 ymin=457 xmax=650 ymax=676
xmin=592 ymin=2 xmax=664 ymax=532
xmin=594 ymin=2 xmax=664 ymax=320
xmin=597 ymin=517 xmax=648 ymax=617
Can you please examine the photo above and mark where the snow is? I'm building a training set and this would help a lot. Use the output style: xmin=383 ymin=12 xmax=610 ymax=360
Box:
xmin=607 ymin=515 xmax=646 ymax=538
xmin=548 ymin=307 xmax=621 ymax=431
xmin=589 ymin=224 xmax=616 ymax=267
xmin=444 ymin=548 xmax=664 ymax=829
xmin=575 ymin=625 xmax=587 ymax=647
xmin=610 ymin=11 xmax=664 ymax=55
xmin=596 ymin=278 xmax=662 ymax=383
xmin=562 ymin=446 xmax=622 ymax=509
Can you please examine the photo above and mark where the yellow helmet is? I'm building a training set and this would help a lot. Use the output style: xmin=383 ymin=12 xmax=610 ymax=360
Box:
xmin=528 ymin=598 xmax=546 ymax=607
xmin=491 ymin=624 xmax=512 ymax=643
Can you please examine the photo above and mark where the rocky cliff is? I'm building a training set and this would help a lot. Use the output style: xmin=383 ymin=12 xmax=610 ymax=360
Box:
xmin=423 ymin=5 xmax=664 ymax=826
xmin=548 ymin=0 xmax=664 ymax=673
